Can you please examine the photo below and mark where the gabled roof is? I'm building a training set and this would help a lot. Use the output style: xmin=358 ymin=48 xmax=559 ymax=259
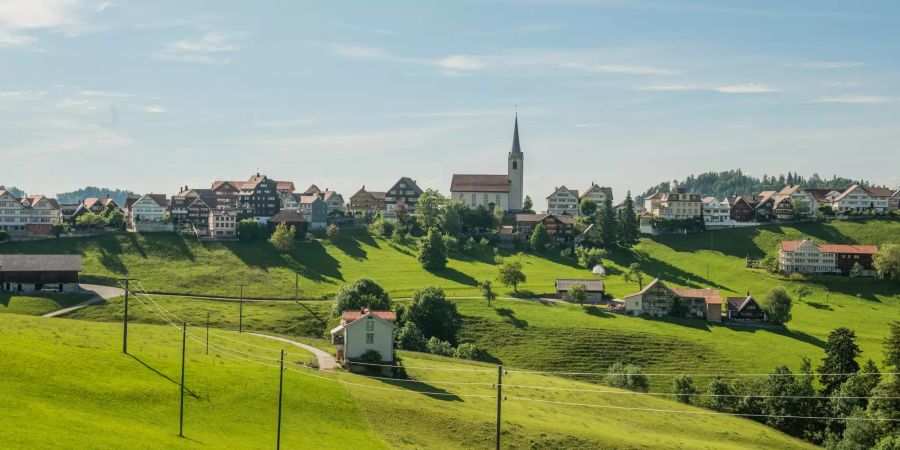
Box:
xmin=546 ymin=185 xmax=578 ymax=199
xmin=555 ymin=279 xmax=604 ymax=292
xmin=670 ymin=287 xmax=722 ymax=305
xmin=516 ymin=213 xmax=575 ymax=224
xmin=780 ymin=239 xmax=877 ymax=254
xmin=276 ymin=181 xmax=295 ymax=192
xmin=341 ymin=309 xmax=397 ymax=322
xmin=580 ymin=183 xmax=613 ymax=200
xmin=211 ymin=181 xmax=241 ymax=192
xmin=802 ymin=188 xmax=834 ymax=203
xmin=865 ymin=187 xmax=894 ymax=198
xmin=298 ymin=195 xmax=324 ymax=205
xmin=0 ymin=254 xmax=82 ymax=272
xmin=268 ymin=210 xmax=307 ymax=223
xmin=305 ymin=184 xmax=321 ymax=194
xmin=726 ymin=296 xmax=758 ymax=312
xmin=388 ymin=177 xmax=423 ymax=195
xmin=624 ymin=278 xmax=670 ymax=299
xmin=728 ymin=195 xmax=759 ymax=207
xmin=777 ymin=184 xmax=802 ymax=196
xmin=832 ymin=184 xmax=866 ymax=203
xmin=322 ymin=191 xmax=342 ymax=202
xmin=24 ymin=195 xmax=60 ymax=209
xmin=451 ymin=174 xmax=510 ymax=193
xmin=83 ymin=197 xmax=119 ymax=209
xmin=134 ymin=194 xmax=168 ymax=208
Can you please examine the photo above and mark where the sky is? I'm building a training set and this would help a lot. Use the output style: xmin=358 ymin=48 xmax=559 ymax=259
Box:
xmin=1 ymin=0 xmax=898 ymax=204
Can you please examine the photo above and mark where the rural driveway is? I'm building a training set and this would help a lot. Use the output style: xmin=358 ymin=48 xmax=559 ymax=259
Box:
xmin=247 ymin=332 xmax=336 ymax=370
xmin=42 ymin=284 xmax=125 ymax=318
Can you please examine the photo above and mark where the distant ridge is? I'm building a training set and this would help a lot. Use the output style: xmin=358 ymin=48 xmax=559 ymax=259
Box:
xmin=641 ymin=170 xmax=876 ymax=200
xmin=56 ymin=187 xmax=134 ymax=205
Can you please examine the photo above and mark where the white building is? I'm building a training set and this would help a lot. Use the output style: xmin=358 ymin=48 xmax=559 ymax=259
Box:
xmin=208 ymin=209 xmax=237 ymax=239
xmin=0 ymin=190 xmax=61 ymax=236
xmin=546 ymin=186 xmax=580 ymax=216
xmin=130 ymin=194 xmax=168 ymax=223
xmin=644 ymin=188 xmax=703 ymax=220
xmin=829 ymin=185 xmax=892 ymax=213
xmin=779 ymin=239 xmax=877 ymax=276
xmin=701 ymin=197 xmax=730 ymax=224
xmin=450 ymin=115 xmax=524 ymax=212
xmin=321 ymin=190 xmax=345 ymax=213
xmin=580 ymin=183 xmax=613 ymax=207
xmin=331 ymin=309 xmax=397 ymax=364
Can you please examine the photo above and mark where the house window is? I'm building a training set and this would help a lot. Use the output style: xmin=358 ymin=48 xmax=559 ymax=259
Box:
xmin=366 ymin=319 xmax=374 ymax=331
xmin=365 ymin=333 xmax=374 ymax=344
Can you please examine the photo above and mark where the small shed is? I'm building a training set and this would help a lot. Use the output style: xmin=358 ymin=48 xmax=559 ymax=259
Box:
xmin=0 ymin=254 xmax=82 ymax=293
xmin=555 ymin=279 xmax=604 ymax=303
xmin=330 ymin=308 xmax=397 ymax=366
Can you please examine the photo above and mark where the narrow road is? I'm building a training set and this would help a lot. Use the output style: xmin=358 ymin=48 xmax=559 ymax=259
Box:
xmin=247 ymin=332 xmax=336 ymax=370
xmin=42 ymin=284 xmax=125 ymax=318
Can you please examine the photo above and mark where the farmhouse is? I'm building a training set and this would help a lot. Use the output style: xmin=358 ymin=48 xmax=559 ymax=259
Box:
xmin=0 ymin=254 xmax=82 ymax=293
xmin=779 ymin=239 xmax=878 ymax=276
xmin=385 ymin=177 xmax=423 ymax=217
xmin=555 ymin=279 xmax=604 ymax=303
xmin=267 ymin=210 xmax=309 ymax=237
xmin=618 ymin=278 xmax=721 ymax=322
xmin=725 ymin=295 xmax=767 ymax=323
xmin=330 ymin=308 xmax=397 ymax=365
xmin=515 ymin=213 xmax=576 ymax=246
xmin=349 ymin=186 xmax=386 ymax=212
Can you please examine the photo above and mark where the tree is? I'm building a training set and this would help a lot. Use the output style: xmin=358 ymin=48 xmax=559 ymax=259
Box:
xmin=522 ymin=195 xmax=534 ymax=213
xmin=237 ymin=219 xmax=265 ymax=241
xmin=529 ymin=222 xmax=551 ymax=252
xmin=793 ymin=199 xmax=810 ymax=217
xmin=51 ymin=221 xmax=69 ymax=238
xmin=818 ymin=204 xmax=835 ymax=217
xmin=332 ymin=279 xmax=391 ymax=317
xmin=417 ymin=228 xmax=447 ymax=271
xmin=618 ymin=191 xmax=639 ymax=246
xmin=367 ymin=216 xmax=394 ymax=237
xmin=672 ymin=375 xmax=696 ymax=404
xmin=326 ymin=224 xmax=340 ymax=239
xmin=819 ymin=327 xmax=861 ymax=395
xmin=605 ymin=362 xmax=649 ymax=392
xmin=885 ymin=321 xmax=900 ymax=371
xmin=849 ymin=262 xmax=864 ymax=278
xmin=579 ymin=198 xmax=597 ymax=218
xmin=454 ymin=343 xmax=486 ymax=361
xmin=762 ymin=366 xmax=806 ymax=436
xmin=706 ymin=378 xmax=736 ymax=412
xmin=395 ymin=321 xmax=427 ymax=351
xmin=441 ymin=201 xmax=465 ymax=236
xmin=407 ymin=286 xmax=462 ymax=343
xmin=104 ymin=210 xmax=124 ymax=229
xmin=575 ymin=246 xmax=606 ymax=269
xmin=497 ymin=260 xmax=526 ymax=292
xmin=416 ymin=189 xmax=445 ymax=230
xmin=568 ymin=283 xmax=587 ymax=305
xmin=795 ymin=285 xmax=813 ymax=302
xmin=426 ymin=336 xmax=454 ymax=356
xmin=268 ymin=222 xmax=296 ymax=252
xmin=873 ymin=244 xmax=900 ymax=282
xmin=623 ymin=263 xmax=644 ymax=289
xmin=479 ymin=280 xmax=497 ymax=307
xmin=763 ymin=287 xmax=793 ymax=324
xmin=597 ymin=197 xmax=618 ymax=247
xmin=75 ymin=212 xmax=103 ymax=230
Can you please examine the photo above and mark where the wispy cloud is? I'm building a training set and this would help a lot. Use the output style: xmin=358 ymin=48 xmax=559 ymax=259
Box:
xmin=251 ymin=118 xmax=318 ymax=128
xmin=0 ymin=89 xmax=47 ymax=100
xmin=634 ymin=83 xmax=780 ymax=93
xmin=787 ymin=61 xmax=865 ymax=69
xmin=0 ymin=0 xmax=109 ymax=46
xmin=141 ymin=105 xmax=166 ymax=113
xmin=436 ymin=55 xmax=485 ymax=71
xmin=328 ymin=43 xmax=395 ymax=61
xmin=812 ymin=95 xmax=891 ymax=104
xmin=156 ymin=31 xmax=243 ymax=63
xmin=713 ymin=83 xmax=779 ymax=93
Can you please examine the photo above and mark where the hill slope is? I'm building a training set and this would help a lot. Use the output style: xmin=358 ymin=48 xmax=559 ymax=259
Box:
xmin=0 ymin=314 xmax=813 ymax=449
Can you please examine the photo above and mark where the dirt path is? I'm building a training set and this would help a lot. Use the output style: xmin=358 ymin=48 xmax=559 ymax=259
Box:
xmin=247 ymin=332 xmax=336 ymax=370
xmin=42 ymin=284 xmax=125 ymax=318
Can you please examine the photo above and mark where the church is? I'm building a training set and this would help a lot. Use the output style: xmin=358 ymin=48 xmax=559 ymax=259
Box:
xmin=450 ymin=116 xmax=525 ymax=212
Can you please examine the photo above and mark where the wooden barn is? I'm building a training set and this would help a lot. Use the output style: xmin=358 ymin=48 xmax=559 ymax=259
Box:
xmin=0 ymin=255 xmax=82 ymax=293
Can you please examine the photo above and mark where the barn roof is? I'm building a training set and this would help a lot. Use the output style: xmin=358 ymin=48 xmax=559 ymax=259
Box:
xmin=0 ymin=254 xmax=83 ymax=272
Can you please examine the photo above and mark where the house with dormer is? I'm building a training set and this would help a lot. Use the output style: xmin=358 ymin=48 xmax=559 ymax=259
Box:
xmin=546 ymin=186 xmax=580 ymax=216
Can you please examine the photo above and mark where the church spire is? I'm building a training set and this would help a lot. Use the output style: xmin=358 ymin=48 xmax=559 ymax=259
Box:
xmin=510 ymin=113 xmax=523 ymax=156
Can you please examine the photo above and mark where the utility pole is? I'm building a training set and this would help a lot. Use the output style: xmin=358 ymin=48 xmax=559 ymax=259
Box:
xmin=117 ymin=273 xmax=137 ymax=354
xmin=277 ymin=349 xmax=285 ymax=450
xmin=294 ymin=271 xmax=299 ymax=302
xmin=179 ymin=321 xmax=187 ymax=438
xmin=205 ymin=312 xmax=210 ymax=355
xmin=238 ymin=284 xmax=246 ymax=333
xmin=496 ymin=365 xmax=503 ymax=450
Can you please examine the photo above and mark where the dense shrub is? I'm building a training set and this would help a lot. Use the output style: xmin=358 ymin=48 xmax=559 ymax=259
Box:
xmin=576 ymin=246 xmax=607 ymax=269
xmin=426 ymin=336 xmax=454 ymax=356
xmin=395 ymin=321 xmax=427 ymax=352
xmin=407 ymin=286 xmax=461 ymax=343
xmin=0 ymin=230 xmax=8 ymax=242
xmin=605 ymin=362 xmax=649 ymax=392
xmin=358 ymin=349 xmax=383 ymax=364
xmin=454 ymin=343 xmax=486 ymax=361
xmin=326 ymin=224 xmax=340 ymax=239
xmin=237 ymin=219 xmax=266 ymax=241
xmin=368 ymin=218 xmax=394 ymax=237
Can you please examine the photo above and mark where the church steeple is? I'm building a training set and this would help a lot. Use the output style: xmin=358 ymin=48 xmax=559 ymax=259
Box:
xmin=507 ymin=113 xmax=524 ymax=211
xmin=511 ymin=113 xmax=523 ymax=156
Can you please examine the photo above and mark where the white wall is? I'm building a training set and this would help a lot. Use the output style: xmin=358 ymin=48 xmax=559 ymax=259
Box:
xmin=344 ymin=316 xmax=395 ymax=362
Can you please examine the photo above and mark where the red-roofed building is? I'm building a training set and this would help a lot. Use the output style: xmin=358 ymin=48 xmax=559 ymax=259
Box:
xmin=0 ymin=190 xmax=62 ymax=236
xmin=779 ymin=239 xmax=878 ymax=276
xmin=331 ymin=308 xmax=397 ymax=365
xmin=619 ymin=278 xmax=722 ymax=322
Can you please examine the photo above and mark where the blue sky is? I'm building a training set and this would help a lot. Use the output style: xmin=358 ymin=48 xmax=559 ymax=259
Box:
xmin=1 ymin=0 xmax=898 ymax=203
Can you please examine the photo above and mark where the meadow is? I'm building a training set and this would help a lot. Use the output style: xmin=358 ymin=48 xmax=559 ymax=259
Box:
xmin=0 ymin=314 xmax=813 ymax=449
xmin=0 ymin=292 xmax=91 ymax=316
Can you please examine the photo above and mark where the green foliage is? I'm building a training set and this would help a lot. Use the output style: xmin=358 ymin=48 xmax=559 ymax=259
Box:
xmin=395 ymin=321 xmax=427 ymax=352
xmin=51 ymin=220 xmax=70 ymax=238
xmin=579 ymin=198 xmax=597 ymax=218
xmin=416 ymin=188 xmax=445 ymax=230
xmin=885 ymin=321 xmax=900 ymax=371
xmin=568 ymin=283 xmax=587 ymax=305
xmin=57 ymin=187 xmax=131 ymax=205
xmin=0 ymin=230 xmax=7 ymax=242
xmin=332 ymin=279 xmax=391 ymax=317
xmin=425 ymin=336 xmax=454 ymax=356
xmin=672 ymin=374 xmax=695 ymax=404
xmin=529 ymin=222 xmax=551 ymax=252
xmin=236 ymin=219 xmax=265 ymax=241
xmin=75 ymin=212 xmax=105 ymax=230
xmin=417 ymin=228 xmax=447 ymax=271
xmin=623 ymin=263 xmax=644 ymax=289
xmin=761 ymin=254 xmax=781 ymax=274
xmin=819 ymin=204 xmax=836 ymax=217
xmin=597 ymin=197 xmax=618 ymax=247
xmin=522 ymin=195 xmax=534 ymax=213
xmin=575 ymin=246 xmax=606 ymax=269
xmin=849 ymin=262 xmax=864 ymax=278
xmin=795 ymin=285 xmax=813 ymax=302
xmin=102 ymin=205 xmax=125 ymax=229
xmin=358 ymin=349 xmax=384 ymax=364
xmin=497 ymin=259 xmax=527 ymax=291
xmin=641 ymin=170 xmax=868 ymax=200
xmin=407 ymin=286 xmax=462 ymax=343
xmin=478 ymin=280 xmax=496 ymax=307
xmin=763 ymin=287 xmax=793 ymax=324
xmin=326 ymin=224 xmax=340 ymax=239
xmin=831 ymin=360 xmax=881 ymax=418
xmin=818 ymin=327 xmax=862 ymax=395
xmin=453 ymin=343 xmax=486 ymax=361
xmin=618 ymin=191 xmax=639 ymax=246
xmin=605 ymin=362 xmax=649 ymax=392
xmin=268 ymin=222 xmax=296 ymax=252
xmin=367 ymin=217 xmax=394 ymax=237
xmin=793 ymin=199 xmax=810 ymax=217
xmin=874 ymin=244 xmax=900 ymax=282
xmin=706 ymin=378 xmax=737 ymax=412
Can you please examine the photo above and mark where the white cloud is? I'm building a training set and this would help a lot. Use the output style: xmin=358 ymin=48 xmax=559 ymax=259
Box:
xmin=561 ymin=62 xmax=681 ymax=75
xmin=436 ymin=55 xmax=485 ymax=71
xmin=328 ymin=43 xmax=395 ymax=61
xmin=157 ymin=31 xmax=243 ymax=63
xmin=56 ymin=97 xmax=103 ymax=111
xmin=812 ymin=95 xmax=891 ymax=104
xmin=0 ymin=89 xmax=46 ymax=99
xmin=713 ymin=83 xmax=780 ymax=93
xmin=0 ymin=0 xmax=108 ymax=45
xmin=634 ymin=83 xmax=780 ymax=93
xmin=787 ymin=61 xmax=865 ymax=69
xmin=141 ymin=105 xmax=166 ymax=113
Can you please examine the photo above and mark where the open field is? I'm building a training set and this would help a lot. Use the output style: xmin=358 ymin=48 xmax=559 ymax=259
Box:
xmin=0 ymin=314 xmax=813 ymax=448
xmin=0 ymin=292 xmax=91 ymax=316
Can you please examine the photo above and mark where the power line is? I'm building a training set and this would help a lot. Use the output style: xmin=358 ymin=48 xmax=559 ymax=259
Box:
xmin=506 ymin=368 xmax=898 ymax=377
xmin=502 ymin=384 xmax=900 ymax=400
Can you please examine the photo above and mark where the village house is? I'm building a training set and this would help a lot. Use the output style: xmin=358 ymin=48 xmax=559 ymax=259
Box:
xmin=891 ymin=189 xmax=900 ymax=211
xmin=235 ymin=173 xmax=282 ymax=220
xmin=349 ymin=186 xmax=387 ymax=212
xmin=330 ymin=308 xmax=397 ymax=365
xmin=385 ymin=177 xmax=423 ymax=217
xmin=830 ymin=184 xmax=891 ymax=213
xmin=617 ymin=278 xmax=722 ymax=322
xmin=321 ymin=190 xmax=345 ymax=213
xmin=580 ymin=183 xmax=613 ymax=207
xmin=170 ymin=188 xmax=218 ymax=229
xmin=775 ymin=185 xmax=814 ymax=216
xmin=211 ymin=181 xmax=241 ymax=210
xmin=0 ymin=190 xmax=62 ymax=236
xmin=72 ymin=197 xmax=121 ymax=221
xmin=450 ymin=116 xmax=524 ymax=213
xmin=207 ymin=209 xmax=237 ymax=239
xmin=728 ymin=195 xmax=759 ymax=223
xmin=725 ymin=295 xmax=767 ymax=323
xmin=644 ymin=188 xmax=702 ymax=220
xmin=546 ymin=186 xmax=580 ymax=216
xmin=267 ymin=210 xmax=309 ymax=237
xmin=779 ymin=239 xmax=878 ymax=276
xmin=297 ymin=194 xmax=328 ymax=230
xmin=0 ymin=254 xmax=82 ymax=293
xmin=515 ymin=213 xmax=576 ymax=246
xmin=701 ymin=197 xmax=730 ymax=224
xmin=129 ymin=194 xmax=168 ymax=224
xmin=555 ymin=279 xmax=604 ymax=303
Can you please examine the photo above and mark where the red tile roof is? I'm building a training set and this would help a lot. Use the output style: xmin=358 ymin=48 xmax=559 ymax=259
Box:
xmin=780 ymin=240 xmax=877 ymax=254
xmin=341 ymin=309 xmax=397 ymax=322
xmin=450 ymin=174 xmax=510 ymax=193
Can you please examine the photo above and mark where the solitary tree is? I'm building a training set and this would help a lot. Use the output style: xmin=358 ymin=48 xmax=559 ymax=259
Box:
xmin=51 ymin=220 xmax=69 ymax=238
xmin=568 ymin=283 xmax=588 ymax=305
xmin=706 ymin=378 xmax=736 ymax=412
xmin=795 ymin=285 xmax=813 ymax=302
xmin=416 ymin=189 xmax=445 ymax=230
xmin=623 ymin=263 xmax=644 ymax=289
xmin=522 ymin=195 xmax=534 ymax=213
xmin=672 ymin=375 xmax=696 ymax=404
xmin=417 ymin=228 xmax=447 ymax=271
xmin=497 ymin=260 xmax=527 ymax=292
xmin=873 ymin=244 xmax=900 ymax=281
xmin=818 ymin=327 xmax=861 ymax=395
xmin=579 ymin=198 xmax=597 ymax=219
xmin=407 ymin=286 xmax=462 ymax=343
xmin=529 ymin=222 xmax=551 ymax=252
xmin=885 ymin=320 xmax=900 ymax=371
xmin=269 ymin=222 xmax=296 ymax=252
xmin=479 ymin=280 xmax=497 ymax=307
xmin=763 ymin=287 xmax=793 ymax=324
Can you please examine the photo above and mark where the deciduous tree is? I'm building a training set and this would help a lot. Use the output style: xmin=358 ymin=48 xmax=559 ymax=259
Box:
xmin=529 ymin=222 xmax=551 ymax=252
xmin=407 ymin=286 xmax=462 ymax=343
xmin=568 ymin=283 xmax=587 ymax=305
xmin=623 ymin=263 xmax=644 ymax=289
xmin=268 ymin=222 xmax=296 ymax=252
xmin=417 ymin=228 xmax=447 ymax=271
xmin=873 ymin=244 xmax=900 ymax=282
xmin=332 ymin=279 xmax=391 ymax=317
xmin=497 ymin=260 xmax=526 ymax=292
xmin=763 ymin=287 xmax=793 ymax=324
xmin=479 ymin=280 xmax=497 ymax=307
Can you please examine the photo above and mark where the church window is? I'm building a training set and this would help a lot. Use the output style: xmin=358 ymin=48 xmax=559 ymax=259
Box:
xmin=512 ymin=161 xmax=517 ymax=170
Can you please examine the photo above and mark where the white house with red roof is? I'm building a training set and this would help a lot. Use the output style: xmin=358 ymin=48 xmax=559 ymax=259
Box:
xmin=830 ymin=184 xmax=891 ymax=213
xmin=330 ymin=308 xmax=397 ymax=364
xmin=0 ymin=190 xmax=62 ymax=236
xmin=779 ymin=239 xmax=878 ymax=276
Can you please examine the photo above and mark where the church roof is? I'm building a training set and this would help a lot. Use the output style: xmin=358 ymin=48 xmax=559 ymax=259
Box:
xmin=450 ymin=174 xmax=510 ymax=193
xmin=510 ymin=115 xmax=523 ymax=156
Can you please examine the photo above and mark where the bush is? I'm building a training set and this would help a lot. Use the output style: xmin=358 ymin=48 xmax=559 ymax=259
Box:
xmin=763 ymin=287 xmax=793 ymax=324
xmin=326 ymin=224 xmax=340 ymax=239
xmin=332 ymin=279 xmax=391 ymax=317
xmin=454 ymin=343 xmax=486 ymax=361
xmin=368 ymin=218 xmax=394 ymax=237
xmin=407 ymin=286 xmax=461 ymax=343
xmin=418 ymin=228 xmax=448 ymax=271
xmin=605 ymin=362 xmax=649 ymax=392
xmin=463 ymin=237 xmax=477 ymax=253
xmin=358 ymin=349 xmax=383 ymax=365
xmin=672 ymin=374 xmax=696 ymax=404
xmin=559 ymin=247 xmax=574 ymax=259
xmin=395 ymin=321 xmax=427 ymax=352
xmin=426 ymin=337 xmax=454 ymax=356
xmin=268 ymin=222 xmax=296 ymax=252
xmin=576 ymin=246 xmax=607 ymax=269
xmin=237 ymin=219 xmax=266 ymax=241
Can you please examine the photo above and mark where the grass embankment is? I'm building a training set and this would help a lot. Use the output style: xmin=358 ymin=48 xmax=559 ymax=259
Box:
xmin=0 ymin=315 xmax=812 ymax=449
xmin=0 ymin=292 xmax=91 ymax=316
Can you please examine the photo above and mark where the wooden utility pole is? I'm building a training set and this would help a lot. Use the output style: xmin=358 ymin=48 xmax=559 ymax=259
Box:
xmin=179 ymin=321 xmax=187 ymax=437
xmin=277 ymin=349 xmax=285 ymax=449
xmin=238 ymin=284 xmax=246 ymax=333
xmin=205 ymin=312 xmax=210 ymax=355
xmin=496 ymin=365 xmax=503 ymax=450
xmin=117 ymin=274 xmax=137 ymax=354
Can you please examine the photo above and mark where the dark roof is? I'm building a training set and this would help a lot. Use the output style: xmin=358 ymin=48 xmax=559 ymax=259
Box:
xmin=802 ymin=188 xmax=834 ymax=203
xmin=556 ymin=279 xmax=604 ymax=292
xmin=510 ymin=115 xmax=523 ymax=156
xmin=515 ymin=213 xmax=575 ymax=225
xmin=0 ymin=254 xmax=82 ymax=272
xmin=726 ymin=296 xmax=758 ymax=312
xmin=389 ymin=177 xmax=423 ymax=195
xmin=269 ymin=210 xmax=308 ymax=223
xmin=451 ymin=174 xmax=510 ymax=193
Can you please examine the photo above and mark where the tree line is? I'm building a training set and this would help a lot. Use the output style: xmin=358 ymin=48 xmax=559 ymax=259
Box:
xmin=641 ymin=170 xmax=877 ymax=200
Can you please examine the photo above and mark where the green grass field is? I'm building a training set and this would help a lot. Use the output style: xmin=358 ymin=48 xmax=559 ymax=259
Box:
xmin=0 ymin=314 xmax=813 ymax=449
xmin=0 ymin=292 xmax=91 ymax=316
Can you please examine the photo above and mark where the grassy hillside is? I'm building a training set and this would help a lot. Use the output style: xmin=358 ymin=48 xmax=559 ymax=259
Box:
xmin=0 ymin=314 xmax=813 ymax=449
xmin=0 ymin=292 xmax=91 ymax=316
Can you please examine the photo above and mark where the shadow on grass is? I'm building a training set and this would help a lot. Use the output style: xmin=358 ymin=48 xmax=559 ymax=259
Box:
xmin=637 ymin=315 xmax=712 ymax=332
xmin=127 ymin=354 xmax=200 ymax=399
xmin=430 ymin=267 xmax=478 ymax=287
xmin=582 ymin=305 xmax=614 ymax=318
xmin=805 ymin=301 xmax=833 ymax=311
xmin=373 ymin=376 xmax=463 ymax=401
xmin=495 ymin=307 xmax=528 ymax=329
xmin=606 ymin=248 xmax=732 ymax=292
xmin=331 ymin=235 xmax=368 ymax=260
